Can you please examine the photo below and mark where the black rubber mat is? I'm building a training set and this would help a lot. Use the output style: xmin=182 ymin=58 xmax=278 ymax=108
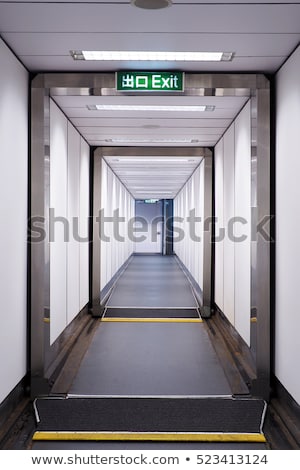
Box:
xmin=34 ymin=397 xmax=266 ymax=434
xmin=104 ymin=308 xmax=200 ymax=318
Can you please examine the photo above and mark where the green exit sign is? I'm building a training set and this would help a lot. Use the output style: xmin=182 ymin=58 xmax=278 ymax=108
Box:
xmin=116 ymin=71 xmax=184 ymax=92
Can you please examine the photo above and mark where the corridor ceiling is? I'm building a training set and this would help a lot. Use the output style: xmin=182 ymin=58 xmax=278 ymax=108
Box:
xmin=1 ymin=1 xmax=300 ymax=194
xmin=51 ymin=93 xmax=249 ymax=147
xmin=103 ymin=154 xmax=203 ymax=199
xmin=1 ymin=0 xmax=300 ymax=73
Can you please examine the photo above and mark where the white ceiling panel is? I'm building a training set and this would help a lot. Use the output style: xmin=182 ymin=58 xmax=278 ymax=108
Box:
xmin=52 ymin=95 xmax=248 ymax=108
xmin=52 ymin=93 xmax=248 ymax=146
xmin=89 ymin=141 xmax=216 ymax=147
xmin=91 ymin=141 xmax=217 ymax=147
xmin=2 ymin=32 xmax=298 ymax=58
xmin=78 ymin=126 xmax=226 ymax=135
xmin=1 ymin=0 xmax=128 ymax=2
xmin=15 ymin=55 xmax=286 ymax=73
xmin=58 ymin=108 xmax=240 ymax=120
xmin=2 ymin=1 xmax=297 ymax=196
xmin=0 ymin=1 xmax=300 ymax=75
xmin=89 ymin=134 xmax=217 ymax=140
xmin=1 ymin=4 xmax=300 ymax=34
xmin=104 ymin=155 xmax=203 ymax=199
xmin=71 ymin=117 xmax=232 ymax=127
xmin=2 ymin=0 xmax=299 ymax=3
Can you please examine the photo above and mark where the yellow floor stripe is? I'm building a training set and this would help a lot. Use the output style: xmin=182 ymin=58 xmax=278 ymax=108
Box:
xmin=33 ymin=431 xmax=266 ymax=443
xmin=101 ymin=317 xmax=203 ymax=323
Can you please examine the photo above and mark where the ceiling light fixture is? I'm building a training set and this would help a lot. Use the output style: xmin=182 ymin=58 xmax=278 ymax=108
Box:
xmin=131 ymin=0 xmax=172 ymax=9
xmin=104 ymin=138 xmax=200 ymax=144
xmin=88 ymin=104 xmax=215 ymax=112
xmin=107 ymin=157 xmax=196 ymax=163
xmin=135 ymin=190 xmax=173 ymax=194
xmin=71 ymin=50 xmax=233 ymax=62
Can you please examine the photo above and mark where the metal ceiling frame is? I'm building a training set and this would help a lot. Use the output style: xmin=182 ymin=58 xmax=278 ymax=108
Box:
xmin=31 ymin=72 xmax=270 ymax=400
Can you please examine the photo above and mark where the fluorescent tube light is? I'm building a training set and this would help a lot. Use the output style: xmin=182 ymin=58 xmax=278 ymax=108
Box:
xmin=135 ymin=191 xmax=173 ymax=194
xmin=105 ymin=138 xmax=200 ymax=144
xmin=71 ymin=50 xmax=233 ymax=62
xmin=88 ymin=104 xmax=214 ymax=112
xmin=109 ymin=158 xmax=196 ymax=162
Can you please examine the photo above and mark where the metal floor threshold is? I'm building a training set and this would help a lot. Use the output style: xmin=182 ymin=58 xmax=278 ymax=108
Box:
xmin=32 ymin=396 xmax=267 ymax=444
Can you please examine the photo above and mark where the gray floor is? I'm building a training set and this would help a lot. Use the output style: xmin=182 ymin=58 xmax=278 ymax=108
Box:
xmin=32 ymin=255 xmax=267 ymax=451
xmin=106 ymin=255 xmax=198 ymax=309
xmin=70 ymin=255 xmax=231 ymax=396
xmin=69 ymin=322 xmax=231 ymax=396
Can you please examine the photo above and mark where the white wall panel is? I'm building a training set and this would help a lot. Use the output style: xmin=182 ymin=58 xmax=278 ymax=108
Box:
xmin=174 ymin=160 xmax=204 ymax=291
xmin=276 ymin=44 xmax=300 ymax=405
xmin=192 ymin=175 xmax=198 ymax=280
xmin=214 ymin=139 xmax=224 ymax=311
xmin=234 ymin=102 xmax=251 ymax=346
xmin=50 ymin=100 xmax=68 ymax=344
xmin=188 ymin=177 xmax=194 ymax=276
xmin=213 ymin=104 xmax=251 ymax=347
xmin=100 ymin=159 xmax=108 ymax=289
xmin=119 ymin=185 xmax=126 ymax=263
xmin=223 ymin=123 xmax=235 ymax=326
xmin=106 ymin=167 xmax=113 ymax=282
xmin=50 ymin=102 xmax=90 ymax=344
xmin=67 ymin=122 xmax=80 ymax=324
xmin=100 ymin=160 xmax=134 ymax=292
xmin=183 ymin=183 xmax=188 ymax=267
xmin=198 ymin=163 xmax=205 ymax=289
xmin=0 ymin=39 xmax=28 ymax=404
xmin=79 ymin=138 xmax=90 ymax=310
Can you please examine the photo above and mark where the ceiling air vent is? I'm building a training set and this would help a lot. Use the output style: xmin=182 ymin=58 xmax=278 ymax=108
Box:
xmin=131 ymin=0 xmax=172 ymax=9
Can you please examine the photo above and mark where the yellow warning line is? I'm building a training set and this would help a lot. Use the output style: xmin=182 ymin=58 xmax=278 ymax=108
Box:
xmin=101 ymin=317 xmax=203 ymax=323
xmin=32 ymin=431 xmax=266 ymax=442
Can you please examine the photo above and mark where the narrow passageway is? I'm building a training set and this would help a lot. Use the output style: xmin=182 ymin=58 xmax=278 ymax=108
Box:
xmin=3 ymin=0 xmax=300 ymax=453
xmin=31 ymin=254 xmax=267 ymax=449
xmin=104 ymin=254 xmax=200 ymax=316
xmin=68 ymin=254 xmax=231 ymax=397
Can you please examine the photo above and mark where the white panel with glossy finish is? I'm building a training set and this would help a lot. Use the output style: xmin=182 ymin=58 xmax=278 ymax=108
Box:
xmin=105 ymin=166 xmax=113 ymax=282
xmin=100 ymin=160 xmax=134 ymax=292
xmin=0 ymin=39 xmax=28 ymax=404
xmin=276 ymin=44 xmax=300 ymax=406
xmin=100 ymin=160 xmax=108 ymax=290
xmin=67 ymin=122 xmax=80 ymax=324
xmin=50 ymin=102 xmax=90 ymax=342
xmin=79 ymin=138 xmax=90 ymax=310
xmin=198 ymin=162 xmax=205 ymax=289
xmin=174 ymin=160 xmax=204 ymax=290
xmin=223 ymin=123 xmax=235 ymax=326
xmin=234 ymin=102 xmax=251 ymax=346
xmin=50 ymin=100 xmax=68 ymax=344
xmin=214 ymin=139 xmax=224 ymax=312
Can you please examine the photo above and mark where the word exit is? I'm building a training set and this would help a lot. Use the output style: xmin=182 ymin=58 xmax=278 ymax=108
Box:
xmin=116 ymin=71 xmax=184 ymax=92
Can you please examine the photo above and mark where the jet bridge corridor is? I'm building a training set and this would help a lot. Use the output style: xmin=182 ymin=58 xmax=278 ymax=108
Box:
xmin=2 ymin=0 xmax=300 ymax=453
xmin=32 ymin=254 xmax=267 ymax=449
